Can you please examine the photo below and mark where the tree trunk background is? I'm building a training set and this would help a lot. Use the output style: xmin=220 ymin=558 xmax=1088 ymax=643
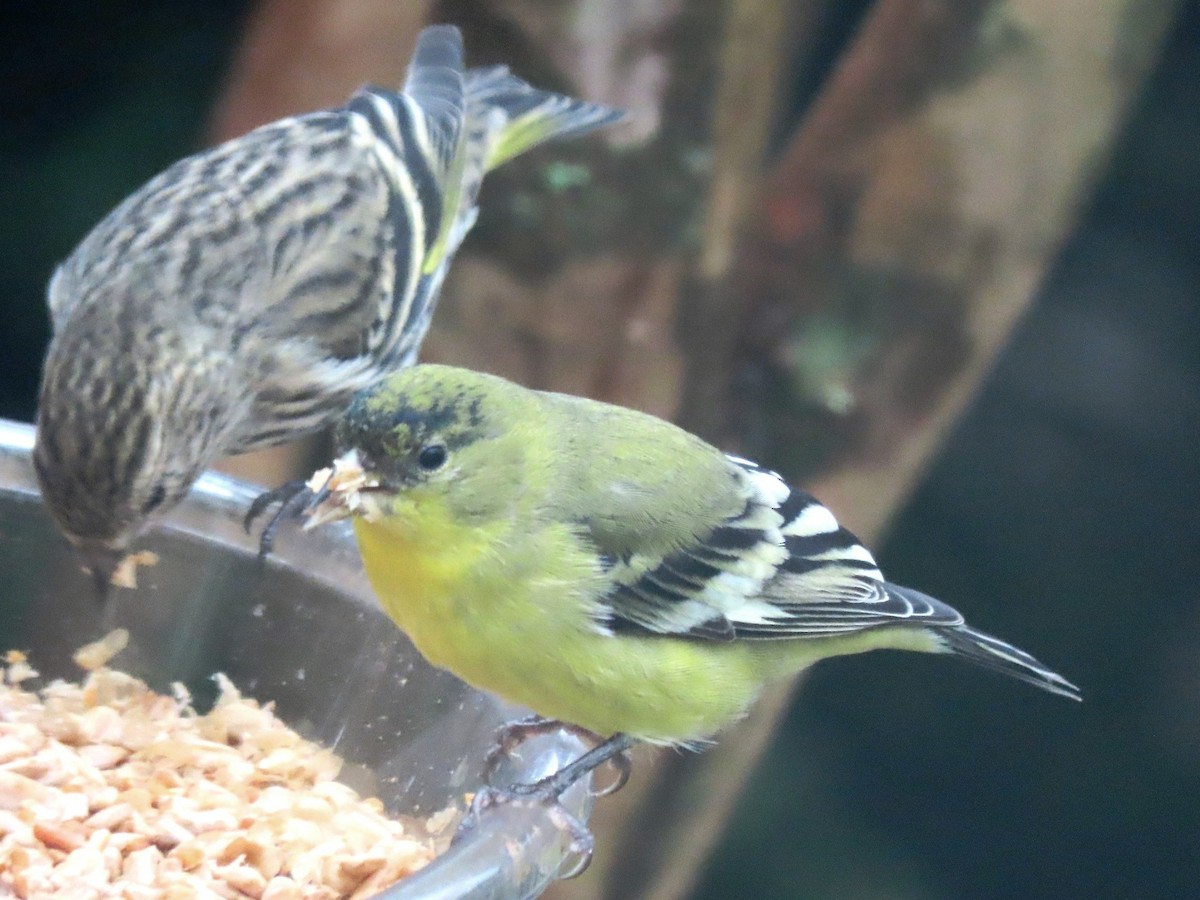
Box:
xmin=206 ymin=0 xmax=1180 ymax=896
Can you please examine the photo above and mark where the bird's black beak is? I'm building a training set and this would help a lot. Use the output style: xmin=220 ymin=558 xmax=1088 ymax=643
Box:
xmin=78 ymin=543 xmax=123 ymax=604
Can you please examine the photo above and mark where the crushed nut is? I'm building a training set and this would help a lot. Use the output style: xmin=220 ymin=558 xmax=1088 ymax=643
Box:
xmin=72 ymin=629 xmax=130 ymax=671
xmin=108 ymin=551 xmax=160 ymax=590
xmin=0 ymin=642 xmax=447 ymax=897
xmin=302 ymin=455 xmax=382 ymax=529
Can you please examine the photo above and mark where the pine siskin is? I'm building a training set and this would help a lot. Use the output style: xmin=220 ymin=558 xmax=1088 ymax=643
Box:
xmin=33 ymin=25 xmax=620 ymax=592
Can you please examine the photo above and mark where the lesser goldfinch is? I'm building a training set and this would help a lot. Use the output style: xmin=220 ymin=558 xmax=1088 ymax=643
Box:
xmin=307 ymin=365 xmax=1080 ymax=766
xmin=33 ymin=26 xmax=619 ymax=592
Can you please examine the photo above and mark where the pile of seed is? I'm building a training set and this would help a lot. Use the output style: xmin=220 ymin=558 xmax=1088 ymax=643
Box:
xmin=0 ymin=636 xmax=450 ymax=898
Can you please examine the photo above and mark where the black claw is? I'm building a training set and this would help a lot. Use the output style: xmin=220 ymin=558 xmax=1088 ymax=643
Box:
xmin=544 ymin=803 xmax=595 ymax=878
xmin=589 ymin=749 xmax=632 ymax=798
xmin=518 ymin=733 xmax=637 ymax=801
xmin=243 ymin=480 xmax=314 ymax=559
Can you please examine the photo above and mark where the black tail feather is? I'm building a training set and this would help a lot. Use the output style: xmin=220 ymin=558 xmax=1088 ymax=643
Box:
xmin=942 ymin=626 xmax=1081 ymax=701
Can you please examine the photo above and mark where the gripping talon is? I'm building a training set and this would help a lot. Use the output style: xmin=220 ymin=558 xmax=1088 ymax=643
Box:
xmin=458 ymin=732 xmax=637 ymax=881
xmin=518 ymin=733 xmax=637 ymax=801
xmin=452 ymin=783 xmax=597 ymax=879
xmin=545 ymin=804 xmax=595 ymax=879
xmin=589 ymin=749 xmax=632 ymax=797
xmin=484 ymin=716 xmax=603 ymax=786
xmin=243 ymin=480 xmax=314 ymax=558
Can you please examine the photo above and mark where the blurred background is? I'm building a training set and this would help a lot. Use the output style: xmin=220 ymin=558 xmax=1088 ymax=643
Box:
xmin=2 ymin=1 xmax=1197 ymax=898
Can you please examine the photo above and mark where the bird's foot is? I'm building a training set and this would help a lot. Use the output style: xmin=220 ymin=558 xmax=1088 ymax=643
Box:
xmin=460 ymin=783 xmax=597 ymax=878
xmin=243 ymin=480 xmax=317 ymax=559
xmin=483 ymin=717 xmax=609 ymax=786
xmin=457 ymin=732 xmax=637 ymax=879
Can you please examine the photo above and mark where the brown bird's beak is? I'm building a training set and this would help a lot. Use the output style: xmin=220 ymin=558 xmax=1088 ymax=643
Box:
xmin=78 ymin=542 xmax=124 ymax=604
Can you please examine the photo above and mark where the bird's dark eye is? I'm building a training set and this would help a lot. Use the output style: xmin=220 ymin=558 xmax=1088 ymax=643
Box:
xmin=143 ymin=484 xmax=167 ymax=513
xmin=417 ymin=444 xmax=448 ymax=471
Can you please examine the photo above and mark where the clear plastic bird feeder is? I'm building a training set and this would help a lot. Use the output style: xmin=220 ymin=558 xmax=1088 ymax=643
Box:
xmin=0 ymin=420 xmax=590 ymax=899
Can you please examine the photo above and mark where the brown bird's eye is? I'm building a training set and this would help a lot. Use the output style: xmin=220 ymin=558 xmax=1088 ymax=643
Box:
xmin=417 ymin=444 xmax=447 ymax=471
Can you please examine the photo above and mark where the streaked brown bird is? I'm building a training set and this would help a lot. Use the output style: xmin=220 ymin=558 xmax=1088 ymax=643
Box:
xmin=33 ymin=25 xmax=620 ymax=594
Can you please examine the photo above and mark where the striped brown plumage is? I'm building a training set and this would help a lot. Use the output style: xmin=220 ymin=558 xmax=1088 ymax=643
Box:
xmin=33 ymin=26 xmax=620 ymax=589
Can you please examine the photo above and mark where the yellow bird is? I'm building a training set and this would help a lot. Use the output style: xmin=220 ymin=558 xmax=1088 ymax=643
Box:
xmin=307 ymin=364 xmax=1079 ymax=802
